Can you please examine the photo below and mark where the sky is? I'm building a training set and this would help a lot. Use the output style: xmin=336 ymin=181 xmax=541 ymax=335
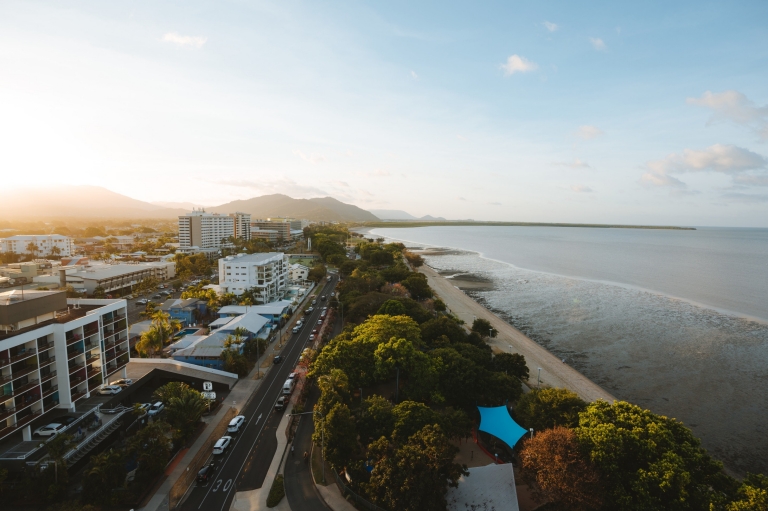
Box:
xmin=1 ymin=1 xmax=767 ymax=226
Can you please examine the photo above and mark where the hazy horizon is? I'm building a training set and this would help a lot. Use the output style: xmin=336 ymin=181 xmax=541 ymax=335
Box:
xmin=2 ymin=1 xmax=767 ymax=227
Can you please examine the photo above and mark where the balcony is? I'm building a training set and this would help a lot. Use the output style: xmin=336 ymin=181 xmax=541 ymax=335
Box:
xmin=105 ymin=351 xmax=117 ymax=362
xmin=104 ymin=340 xmax=115 ymax=350
xmin=70 ymin=389 xmax=87 ymax=402
xmin=11 ymin=365 xmax=38 ymax=381
xmin=103 ymin=329 xmax=114 ymax=338
xmin=12 ymin=379 xmax=39 ymax=396
xmin=86 ymin=366 xmax=101 ymax=378
xmin=69 ymin=375 xmax=84 ymax=386
xmin=15 ymin=410 xmax=42 ymax=429
xmin=0 ymin=348 xmax=37 ymax=367
xmin=68 ymin=362 xmax=85 ymax=374
xmin=66 ymin=334 xmax=82 ymax=346
xmin=37 ymin=341 xmax=53 ymax=352
xmin=0 ymin=373 xmax=11 ymax=384
xmin=39 ymin=356 xmax=56 ymax=368
xmin=41 ymin=385 xmax=58 ymax=398
xmin=67 ymin=350 xmax=83 ymax=360
xmin=40 ymin=371 xmax=57 ymax=384
xmin=0 ymin=406 xmax=16 ymax=421
xmin=83 ymin=327 xmax=99 ymax=338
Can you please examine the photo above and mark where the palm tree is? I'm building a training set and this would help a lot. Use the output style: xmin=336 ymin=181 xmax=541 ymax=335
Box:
xmin=166 ymin=391 xmax=208 ymax=440
xmin=50 ymin=246 xmax=61 ymax=259
xmin=136 ymin=328 xmax=162 ymax=357
xmin=26 ymin=242 xmax=39 ymax=260
xmin=150 ymin=310 xmax=182 ymax=347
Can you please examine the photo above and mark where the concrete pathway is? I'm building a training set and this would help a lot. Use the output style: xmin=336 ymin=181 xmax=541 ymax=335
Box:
xmin=418 ymin=264 xmax=615 ymax=403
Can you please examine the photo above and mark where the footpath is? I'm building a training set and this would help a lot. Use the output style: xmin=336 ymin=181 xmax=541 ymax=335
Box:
xmin=139 ymin=285 xmax=317 ymax=511
xmin=418 ymin=264 xmax=615 ymax=403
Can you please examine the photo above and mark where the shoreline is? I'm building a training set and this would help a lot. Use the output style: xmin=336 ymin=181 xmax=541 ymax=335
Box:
xmin=416 ymin=262 xmax=616 ymax=404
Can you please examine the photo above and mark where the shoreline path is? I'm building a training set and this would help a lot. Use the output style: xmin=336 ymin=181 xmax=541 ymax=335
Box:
xmin=418 ymin=263 xmax=615 ymax=403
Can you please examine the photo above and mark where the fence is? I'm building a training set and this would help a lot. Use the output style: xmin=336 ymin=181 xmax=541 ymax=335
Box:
xmin=331 ymin=470 xmax=388 ymax=511
xmin=168 ymin=406 xmax=238 ymax=509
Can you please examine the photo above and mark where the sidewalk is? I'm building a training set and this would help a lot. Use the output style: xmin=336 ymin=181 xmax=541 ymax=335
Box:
xmin=231 ymin=402 xmax=294 ymax=511
xmin=315 ymin=484 xmax=357 ymax=511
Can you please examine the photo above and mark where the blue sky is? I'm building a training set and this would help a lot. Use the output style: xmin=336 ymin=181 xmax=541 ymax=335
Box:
xmin=1 ymin=1 xmax=767 ymax=226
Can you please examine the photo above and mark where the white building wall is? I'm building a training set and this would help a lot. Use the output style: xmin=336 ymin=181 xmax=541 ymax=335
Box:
xmin=0 ymin=235 xmax=74 ymax=257
xmin=218 ymin=253 xmax=289 ymax=301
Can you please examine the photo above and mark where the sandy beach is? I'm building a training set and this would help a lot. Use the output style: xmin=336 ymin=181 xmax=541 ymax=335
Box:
xmin=417 ymin=261 xmax=616 ymax=403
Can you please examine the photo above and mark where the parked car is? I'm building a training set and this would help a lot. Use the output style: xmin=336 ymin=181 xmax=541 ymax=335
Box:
xmin=213 ymin=436 xmax=232 ymax=455
xmin=136 ymin=298 xmax=148 ymax=305
xmin=110 ymin=378 xmax=134 ymax=387
xmin=148 ymin=401 xmax=165 ymax=417
xmin=292 ymin=326 xmax=301 ymax=334
xmin=288 ymin=372 xmax=298 ymax=380
xmin=137 ymin=403 xmax=151 ymax=414
xmin=196 ymin=463 xmax=216 ymax=485
xmin=273 ymin=355 xmax=283 ymax=364
xmin=158 ymin=284 xmax=166 ymax=289
xmin=58 ymin=416 xmax=78 ymax=426
xmin=309 ymin=334 xmax=316 ymax=341
xmin=306 ymin=307 xmax=314 ymax=313
xmin=98 ymin=385 xmax=122 ymax=395
xmin=321 ymin=295 xmax=326 ymax=300
xmin=227 ymin=415 xmax=246 ymax=434
xmin=152 ymin=294 xmax=162 ymax=299
xmin=33 ymin=423 xmax=66 ymax=437
xmin=312 ymin=299 xmax=317 ymax=305
xmin=317 ymin=319 xmax=323 ymax=325
xmin=275 ymin=396 xmax=287 ymax=411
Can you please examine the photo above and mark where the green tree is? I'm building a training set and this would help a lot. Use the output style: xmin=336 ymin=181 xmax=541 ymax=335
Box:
xmin=515 ymin=388 xmax=586 ymax=431
xmin=166 ymin=389 xmax=208 ymax=440
xmin=92 ymin=286 xmax=106 ymax=298
xmin=314 ymin=402 xmax=358 ymax=470
xmin=81 ymin=449 xmax=127 ymax=505
xmin=420 ymin=316 xmax=466 ymax=346
xmin=727 ymin=474 xmax=768 ymax=511
xmin=402 ymin=273 xmax=433 ymax=300
xmin=492 ymin=352 xmax=530 ymax=381
xmin=377 ymin=299 xmax=407 ymax=316
xmin=366 ymin=424 xmax=467 ymax=511
xmin=391 ymin=401 xmax=439 ymax=443
xmin=26 ymin=242 xmax=39 ymax=259
xmin=577 ymin=400 xmax=734 ymax=511
xmin=471 ymin=318 xmax=493 ymax=337
xmin=127 ymin=421 xmax=171 ymax=485
xmin=308 ymin=263 xmax=327 ymax=282
xmin=358 ymin=395 xmax=395 ymax=446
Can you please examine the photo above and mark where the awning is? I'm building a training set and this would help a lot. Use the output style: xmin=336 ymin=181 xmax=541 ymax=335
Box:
xmin=477 ymin=406 xmax=527 ymax=450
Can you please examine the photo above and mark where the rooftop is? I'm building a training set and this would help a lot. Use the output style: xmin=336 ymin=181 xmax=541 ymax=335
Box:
xmin=220 ymin=252 xmax=285 ymax=264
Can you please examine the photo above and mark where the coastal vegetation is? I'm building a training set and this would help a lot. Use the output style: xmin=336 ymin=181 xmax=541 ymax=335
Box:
xmin=358 ymin=220 xmax=696 ymax=230
xmin=308 ymin=225 xmax=764 ymax=511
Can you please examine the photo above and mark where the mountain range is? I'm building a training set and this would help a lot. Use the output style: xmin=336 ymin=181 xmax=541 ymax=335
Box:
xmin=369 ymin=209 xmax=446 ymax=221
xmin=0 ymin=186 xmax=380 ymax=222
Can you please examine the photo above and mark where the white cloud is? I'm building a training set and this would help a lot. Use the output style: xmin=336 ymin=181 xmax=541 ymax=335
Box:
xmin=641 ymin=144 xmax=767 ymax=188
xmin=456 ymin=134 xmax=468 ymax=142
xmin=589 ymin=37 xmax=606 ymax=51
xmin=501 ymin=54 xmax=538 ymax=76
xmin=574 ymin=125 xmax=604 ymax=140
xmin=293 ymin=150 xmax=325 ymax=164
xmin=554 ymin=158 xmax=591 ymax=169
xmin=720 ymin=192 xmax=768 ymax=203
xmin=162 ymin=32 xmax=207 ymax=49
xmin=410 ymin=70 xmax=419 ymax=80
xmin=217 ymin=178 xmax=328 ymax=198
xmin=488 ymin=201 xmax=502 ymax=206
xmin=687 ymin=90 xmax=768 ymax=139
xmin=570 ymin=184 xmax=593 ymax=193
xmin=543 ymin=21 xmax=559 ymax=32
xmin=733 ymin=174 xmax=768 ymax=186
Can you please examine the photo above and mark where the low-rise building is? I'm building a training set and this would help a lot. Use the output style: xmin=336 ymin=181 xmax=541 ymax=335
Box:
xmin=0 ymin=290 xmax=129 ymax=442
xmin=218 ymin=253 xmax=288 ymax=300
xmin=158 ymin=298 xmax=207 ymax=327
xmin=289 ymin=263 xmax=310 ymax=282
xmin=0 ymin=235 xmax=74 ymax=257
xmin=35 ymin=261 xmax=176 ymax=296
xmin=250 ymin=220 xmax=292 ymax=241
xmin=216 ymin=300 xmax=293 ymax=326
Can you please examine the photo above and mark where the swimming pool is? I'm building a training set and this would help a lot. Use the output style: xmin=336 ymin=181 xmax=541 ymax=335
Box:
xmin=175 ymin=328 xmax=201 ymax=339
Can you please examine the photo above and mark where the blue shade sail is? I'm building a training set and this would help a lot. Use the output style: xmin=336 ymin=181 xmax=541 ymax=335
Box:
xmin=477 ymin=406 xmax=527 ymax=449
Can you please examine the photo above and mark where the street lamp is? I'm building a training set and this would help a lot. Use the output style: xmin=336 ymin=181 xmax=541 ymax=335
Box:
xmin=489 ymin=327 xmax=494 ymax=339
xmin=537 ymin=368 xmax=542 ymax=389
xmin=529 ymin=428 xmax=534 ymax=439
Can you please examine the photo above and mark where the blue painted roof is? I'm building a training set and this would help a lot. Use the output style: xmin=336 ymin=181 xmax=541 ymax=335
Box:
xmin=477 ymin=406 xmax=527 ymax=450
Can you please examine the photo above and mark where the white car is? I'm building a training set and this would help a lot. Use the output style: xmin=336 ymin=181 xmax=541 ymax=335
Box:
xmin=34 ymin=423 xmax=66 ymax=437
xmin=227 ymin=415 xmax=246 ymax=434
xmin=148 ymin=401 xmax=165 ymax=417
xmin=98 ymin=385 xmax=122 ymax=395
xmin=288 ymin=372 xmax=298 ymax=380
xmin=213 ymin=436 xmax=232 ymax=455
xmin=110 ymin=378 xmax=134 ymax=387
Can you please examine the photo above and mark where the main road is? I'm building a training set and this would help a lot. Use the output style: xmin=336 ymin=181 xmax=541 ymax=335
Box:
xmin=178 ymin=275 xmax=338 ymax=511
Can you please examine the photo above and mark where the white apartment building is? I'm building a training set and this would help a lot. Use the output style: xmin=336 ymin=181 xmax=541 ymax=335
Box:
xmin=0 ymin=235 xmax=74 ymax=257
xmin=0 ymin=290 xmax=129 ymax=441
xmin=178 ymin=211 xmax=234 ymax=250
xmin=289 ymin=263 xmax=310 ymax=282
xmin=218 ymin=252 xmax=288 ymax=301
xmin=229 ymin=212 xmax=251 ymax=241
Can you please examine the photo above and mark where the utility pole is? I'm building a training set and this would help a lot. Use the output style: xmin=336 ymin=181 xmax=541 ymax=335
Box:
xmin=395 ymin=366 xmax=399 ymax=403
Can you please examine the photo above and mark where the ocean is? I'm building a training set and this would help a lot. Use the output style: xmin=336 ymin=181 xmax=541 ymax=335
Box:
xmin=369 ymin=225 xmax=768 ymax=476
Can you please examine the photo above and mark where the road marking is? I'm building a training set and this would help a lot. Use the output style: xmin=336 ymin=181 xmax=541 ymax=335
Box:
xmin=212 ymin=479 xmax=222 ymax=492
xmin=223 ymin=479 xmax=233 ymax=492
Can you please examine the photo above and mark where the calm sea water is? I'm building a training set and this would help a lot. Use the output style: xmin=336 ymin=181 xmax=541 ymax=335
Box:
xmin=370 ymin=226 xmax=768 ymax=476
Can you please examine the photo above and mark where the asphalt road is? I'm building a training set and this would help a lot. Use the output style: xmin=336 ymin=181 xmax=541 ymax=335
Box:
xmin=284 ymin=386 xmax=329 ymax=511
xmin=178 ymin=276 xmax=338 ymax=511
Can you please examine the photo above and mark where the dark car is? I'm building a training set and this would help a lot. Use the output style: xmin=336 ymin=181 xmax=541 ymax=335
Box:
xmin=273 ymin=355 xmax=283 ymax=364
xmin=196 ymin=463 xmax=216 ymax=485
xmin=58 ymin=416 xmax=78 ymax=426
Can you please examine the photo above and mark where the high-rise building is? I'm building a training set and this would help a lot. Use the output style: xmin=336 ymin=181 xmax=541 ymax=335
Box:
xmin=178 ymin=210 xmax=235 ymax=249
xmin=229 ymin=212 xmax=251 ymax=241
xmin=0 ymin=290 xmax=129 ymax=441
xmin=250 ymin=219 xmax=292 ymax=241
